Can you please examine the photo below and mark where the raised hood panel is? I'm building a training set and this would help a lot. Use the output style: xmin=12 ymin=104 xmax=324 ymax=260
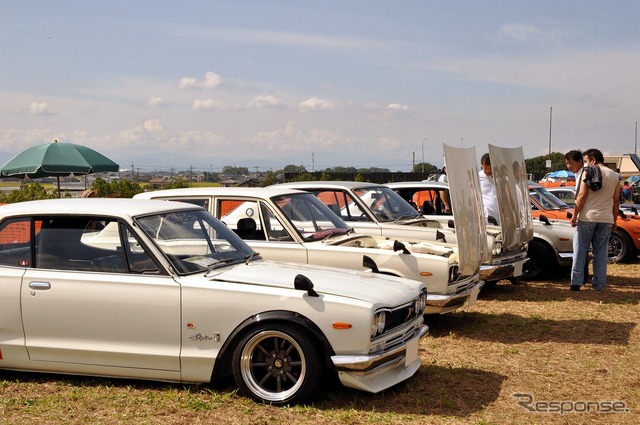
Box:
xmin=488 ymin=144 xmax=534 ymax=251
xmin=443 ymin=144 xmax=487 ymax=277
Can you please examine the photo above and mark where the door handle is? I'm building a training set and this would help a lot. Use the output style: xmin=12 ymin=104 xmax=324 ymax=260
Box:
xmin=29 ymin=281 xmax=51 ymax=290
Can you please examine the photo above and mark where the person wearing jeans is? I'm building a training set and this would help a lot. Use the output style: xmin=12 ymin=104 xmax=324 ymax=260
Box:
xmin=569 ymin=148 xmax=620 ymax=291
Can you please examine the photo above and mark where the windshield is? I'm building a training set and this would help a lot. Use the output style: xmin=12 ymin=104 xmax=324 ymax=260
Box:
xmin=529 ymin=186 xmax=570 ymax=210
xmin=136 ymin=209 xmax=256 ymax=275
xmin=272 ymin=193 xmax=351 ymax=242
xmin=353 ymin=187 xmax=421 ymax=222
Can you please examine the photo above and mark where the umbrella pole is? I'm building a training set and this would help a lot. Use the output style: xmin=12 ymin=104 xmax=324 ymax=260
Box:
xmin=57 ymin=176 xmax=61 ymax=198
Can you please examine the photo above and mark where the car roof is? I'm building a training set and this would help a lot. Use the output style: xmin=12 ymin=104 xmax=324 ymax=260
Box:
xmin=386 ymin=181 xmax=449 ymax=189
xmin=0 ymin=198 xmax=200 ymax=219
xmin=275 ymin=181 xmax=386 ymax=190
xmin=134 ymin=186 xmax=307 ymax=199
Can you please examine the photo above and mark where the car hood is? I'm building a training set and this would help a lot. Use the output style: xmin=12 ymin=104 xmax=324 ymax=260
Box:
xmin=207 ymin=260 xmax=423 ymax=306
xmin=443 ymin=144 xmax=488 ymax=277
xmin=489 ymin=144 xmax=534 ymax=252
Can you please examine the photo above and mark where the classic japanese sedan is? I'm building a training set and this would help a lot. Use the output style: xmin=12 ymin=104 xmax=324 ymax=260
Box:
xmin=387 ymin=181 xmax=575 ymax=279
xmin=276 ymin=180 xmax=527 ymax=285
xmin=135 ymin=188 xmax=483 ymax=314
xmin=0 ymin=199 xmax=428 ymax=405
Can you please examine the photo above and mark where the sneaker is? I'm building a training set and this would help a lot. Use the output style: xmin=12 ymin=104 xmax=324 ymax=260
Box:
xmin=570 ymin=285 xmax=581 ymax=291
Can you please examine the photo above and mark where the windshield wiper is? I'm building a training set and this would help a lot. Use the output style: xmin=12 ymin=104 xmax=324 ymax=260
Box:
xmin=393 ymin=214 xmax=421 ymax=223
xmin=245 ymin=252 xmax=261 ymax=264
xmin=204 ymin=258 xmax=236 ymax=276
xmin=321 ymin=228 xmax=351 ymax=242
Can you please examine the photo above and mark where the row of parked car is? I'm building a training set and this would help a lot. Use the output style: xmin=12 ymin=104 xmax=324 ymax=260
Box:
xmin=0 ymin=144 xmax=638 ymax=406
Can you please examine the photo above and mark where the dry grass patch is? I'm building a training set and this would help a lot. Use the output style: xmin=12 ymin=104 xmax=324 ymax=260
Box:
xmin=1 ymin=262 xmax=638 ymax=424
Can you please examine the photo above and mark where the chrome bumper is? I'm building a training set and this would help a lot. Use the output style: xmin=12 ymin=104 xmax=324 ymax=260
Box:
xmin=331 ymin=324 xmax=428 ymax=373
xmin=480 ymin=257 xmax=528 ymax=282
xmin=426 ymin=279 xmax=484 ymax=314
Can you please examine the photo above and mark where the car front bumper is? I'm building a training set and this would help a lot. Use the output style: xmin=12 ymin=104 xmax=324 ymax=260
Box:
xmin=425 ymin=279 xmax=484 ymax=315
xmin=480 ymin=257 xmax=528 ymax=282
xmin=331 ymin=324 xmax=428 ymax=393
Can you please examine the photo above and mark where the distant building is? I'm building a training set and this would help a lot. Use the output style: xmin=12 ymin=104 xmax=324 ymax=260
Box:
xmin=604 ymin=154 xmax=640 ymax=179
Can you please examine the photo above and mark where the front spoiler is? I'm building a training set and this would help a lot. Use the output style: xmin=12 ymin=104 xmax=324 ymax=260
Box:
xmin=480 ymin=257 xmax=528 ymax=282
xmin=425 ymin=279 xmax=484 ymax=314
xmin=331 ymin=324 xmax=429 ymax=393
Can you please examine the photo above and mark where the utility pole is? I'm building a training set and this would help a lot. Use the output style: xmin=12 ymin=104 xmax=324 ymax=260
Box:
xmin=422 ymin=138 xmax=427 ymax=174
xmin=547 ymin=107 xmax=553 ymax=170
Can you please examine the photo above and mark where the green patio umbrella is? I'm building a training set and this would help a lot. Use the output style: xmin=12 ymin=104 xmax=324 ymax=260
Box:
xmin=0 ymin=140 xmax=119 ymax=197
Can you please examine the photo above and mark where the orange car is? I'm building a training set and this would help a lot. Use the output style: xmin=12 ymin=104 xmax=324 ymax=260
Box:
xmin=529 ymin=181 xmax=640 ymax=263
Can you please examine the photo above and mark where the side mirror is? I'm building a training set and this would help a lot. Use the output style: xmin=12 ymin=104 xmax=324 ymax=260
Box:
xmin=539 ymin=214 xmax=551 ymax=225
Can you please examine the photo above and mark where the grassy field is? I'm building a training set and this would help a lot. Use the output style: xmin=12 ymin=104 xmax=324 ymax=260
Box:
xmin=1 ymin=261 xmax=638 ymax=424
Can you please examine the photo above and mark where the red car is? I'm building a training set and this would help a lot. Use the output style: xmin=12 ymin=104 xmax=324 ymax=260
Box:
xmin=529 ymin=182 xmax=640 ymax=263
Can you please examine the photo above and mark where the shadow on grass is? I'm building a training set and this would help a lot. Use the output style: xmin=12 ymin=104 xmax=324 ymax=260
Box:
xmin=317 ymin=364 xmax=506 ymax=417
xmin=479 ymin=277 xmax=639 ymax=305
xmin=1 ymin=366 xmax=503 ymax=418
xmin=424 ymin=311 xmax=636 ymax=345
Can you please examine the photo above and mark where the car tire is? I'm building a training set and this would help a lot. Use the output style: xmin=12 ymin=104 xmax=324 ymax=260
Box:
xmin=523 ymin=240 xmax=554 ymax=280
xmin=608 ymin=229 xmax=633 ymax=263
xmin=232 ymin=324 xmax=322 ymax=405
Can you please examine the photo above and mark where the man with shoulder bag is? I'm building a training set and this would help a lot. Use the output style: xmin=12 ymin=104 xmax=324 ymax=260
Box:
xmin=569 ymin=148 xmax=620 ymax=291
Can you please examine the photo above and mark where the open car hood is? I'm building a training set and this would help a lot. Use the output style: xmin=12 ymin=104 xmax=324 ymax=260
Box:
xmin=442 ymin=144 xmax=487 ymax=277
xmin=488 ymin=144 xmax=534 ymax=252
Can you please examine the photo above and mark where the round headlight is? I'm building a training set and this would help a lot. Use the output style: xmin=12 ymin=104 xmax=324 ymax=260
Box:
xmin=371 ymin=316 xmax=378 ymax=337
xmin=492 ymin=242 xmax=502 ymax=256
xmin=449 ymin=265 xmax=459 ymax=283
xmin=376 ymin=311 xmax=386 ymax=335
xmin=418 ymin=289 xmax=428 ymax=313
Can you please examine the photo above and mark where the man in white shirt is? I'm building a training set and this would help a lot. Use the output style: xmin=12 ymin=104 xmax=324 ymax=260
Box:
xmin=564 ymin=150 xmax=583 ymax=194
xmin=479 ymin=153 xmax=499 ymax=225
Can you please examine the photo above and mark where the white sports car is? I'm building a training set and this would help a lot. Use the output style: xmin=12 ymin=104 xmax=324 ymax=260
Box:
xmin=0 ymin=198 xmax=428 ymax=405
xmin=135 ymin=187 xmax=484 ymax=314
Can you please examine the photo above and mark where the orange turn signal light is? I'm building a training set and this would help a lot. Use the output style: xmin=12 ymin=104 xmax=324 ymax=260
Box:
xmin=420 ymin=271 xmax=433 ymax=277
xmin=332 ymin=322 xmax=352 ymax=329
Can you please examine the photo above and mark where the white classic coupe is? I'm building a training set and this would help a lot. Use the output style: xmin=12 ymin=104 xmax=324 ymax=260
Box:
xmin=135 ymin=188 xmax=484 ymax=314
xmin=0 ymin=198 xmax=428 ymax=405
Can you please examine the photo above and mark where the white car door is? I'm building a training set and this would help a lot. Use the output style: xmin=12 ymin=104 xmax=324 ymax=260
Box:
xmin=21 ymin=219 xmax=181 ymax=371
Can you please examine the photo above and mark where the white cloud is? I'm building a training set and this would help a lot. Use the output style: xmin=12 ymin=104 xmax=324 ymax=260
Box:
xmin=202 ymin=71 xmax=222 ymax=89
xmin=143 ymin=119 xmax=166 ymax=137
xmin=500 ymin=23 xmax=545 ymax=42
xmin=192 ymin=98 xmax=223 ymax=111
xmin=191 ymin=98 xmax=242 ymax=111
xmin=146 ymin=96 xmax=166 ymax=107
xmin=494 ymin=22 xmax=579 ymax=46
xmin=28 ymin=102 xmax=57 ymax=115
xmin=248 ymin=95 xmax=286 ymax=109
xmin=179 ymin=71 xmax=223 ymax=90
xmin=387 ymin=103 xmax=409 ymax=112
xmin=298 ymin=97 xmax=336 ymax=112
xmin=178 ymin=77 xmax=199 ymax=90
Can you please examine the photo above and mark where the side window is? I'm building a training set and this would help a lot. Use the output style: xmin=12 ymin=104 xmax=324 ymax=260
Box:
xmin=259 ymin=202 xmax=293 ymax=241
xmin=122 ymin=226 xmax=161 ymax=274
xmin=315 ymin=190 xmax=369 ymax=222
xmin=172 ymin=198 xmax=209 ymax=210
xmin=0 ymin=218 xmax=34 ymax=267
xmin=219 ymin=199 xmax=265 ymax=240
xmin=32 ymin=217 xmax=160 ymax=275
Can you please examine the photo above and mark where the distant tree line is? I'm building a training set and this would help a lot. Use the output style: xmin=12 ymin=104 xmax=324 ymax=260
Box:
xmin=0 ymin=152 xmax=584 ymax=202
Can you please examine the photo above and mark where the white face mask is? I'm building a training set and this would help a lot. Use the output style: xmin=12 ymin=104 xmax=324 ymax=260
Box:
xmin=583 ymin=161 xmax=589 ymax=167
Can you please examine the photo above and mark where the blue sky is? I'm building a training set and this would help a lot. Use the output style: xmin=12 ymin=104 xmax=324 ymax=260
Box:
xmin=2 ymin=1 xmax=639 ymax=173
